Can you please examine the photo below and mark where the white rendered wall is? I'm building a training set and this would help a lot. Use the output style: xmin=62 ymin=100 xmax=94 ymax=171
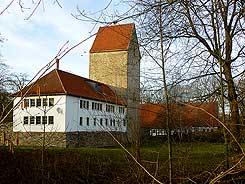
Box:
xmin=13 ymin=95 xmax=66 ymax=132
xmin=65 ymin=96 xmax=127 ymax=132
xmin=13 ymin=95 xmax=127 ymax=133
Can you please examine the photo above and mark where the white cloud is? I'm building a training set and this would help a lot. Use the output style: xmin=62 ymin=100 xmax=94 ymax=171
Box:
xmin=0 ymin=0 xmax=98 ymax=78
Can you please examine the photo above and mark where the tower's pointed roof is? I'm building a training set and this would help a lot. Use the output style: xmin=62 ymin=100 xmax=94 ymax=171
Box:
xmin=90 ymin=23 xmax=135 ymax=53
xmin=16 ymin=69 xmax=125 ymax=105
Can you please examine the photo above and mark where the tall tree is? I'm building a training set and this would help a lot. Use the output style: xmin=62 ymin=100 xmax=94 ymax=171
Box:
xmin=127 ymin=0 xmax=244 ymax=146
xmin=170 ymin=0 xmax=244 ymax=146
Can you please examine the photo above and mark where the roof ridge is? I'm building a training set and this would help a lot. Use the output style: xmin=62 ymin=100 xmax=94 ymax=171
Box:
xmin=100 ymin=23 xmax=134 ymax=28
xmin=55 ymin=70 xmax=67 ymax=94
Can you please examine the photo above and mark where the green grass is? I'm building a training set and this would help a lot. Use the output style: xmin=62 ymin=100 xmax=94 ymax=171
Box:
xmin=1 ymin=142 xmax=244 ymax=183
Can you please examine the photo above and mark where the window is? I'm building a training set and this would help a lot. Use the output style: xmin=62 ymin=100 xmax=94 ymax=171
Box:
xmin=23 ymin=116 xmax=28 ymax=124
xmin=36 ymin=116 xmax=41 ymax=124
xmin=119 ymin=107 xmax=125 ymax=114
xmin=49 ymin=98 xmax=54 ymax=106
xmin=24 ymin=99 xmax=29 ymax=108
xmin=105 ymin=119 xmax=108 ymax=126
xmin=36 ymin=99 xmax=41 ymax=107
xmin=110 ymin=119 xmax=113 ymax=126
xmin=123 ymin=119 xmax=126 ymax=126
xmin=30 ymin=116 xmax=35 ymax=124
xmin=43 ymin=98 xmax=47 ymax=106
xmin=93 ymin=118 xmax=96 ymax=126
xmin=42 ymin=116 xmax=47 ymax=124
xmin=92 ymin=102 xmax=102 ymax=111
xmin=113 ymin=119 xmax=115 ymax=126
xmin=86 ymin=117 xmax=89 ymax=126
xmin=48 ymin=116 xmax=54 ymax=124
xmin=30 ymin=99 xmax=35 ymax=107
xmin=80 ymin=100 xmax=89 ymax=109
xmin=100 ymin=118 xmax=103 ymax=126
xmin=80 ymin=117 xmax=83 ymax=126
xmin=106 ymin=104 xmax=115 ymax=112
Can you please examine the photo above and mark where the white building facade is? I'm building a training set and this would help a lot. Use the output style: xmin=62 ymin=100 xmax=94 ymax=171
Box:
xmin=12 ymin=69 xmax=127 ymax=147
xmin=13 ymin=95 xmax=126 ymax=133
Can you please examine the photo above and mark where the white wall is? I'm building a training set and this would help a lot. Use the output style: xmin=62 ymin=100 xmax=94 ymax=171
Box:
xmin=13 ymin=95 xmax=127 ymax=133
xmin=13 ymin=95 xmax=66 ymax=132
xmin=65 ymin=96 xmax=127 ymax=132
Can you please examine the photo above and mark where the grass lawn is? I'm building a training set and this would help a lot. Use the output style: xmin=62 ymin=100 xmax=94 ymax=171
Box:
xmin=0 ymin=142 xmax=244 ymax=183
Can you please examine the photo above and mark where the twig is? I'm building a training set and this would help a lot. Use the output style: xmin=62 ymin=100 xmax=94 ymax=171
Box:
xmin=0 ymin=0 xmax=15 ymax=15
xmin=25 ymin=0 xmax=42 ymax=20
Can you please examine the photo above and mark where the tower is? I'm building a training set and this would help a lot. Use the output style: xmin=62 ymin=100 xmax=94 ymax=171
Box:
xmin=89 ymin=23 xmax=141 ymax=144
xmin=89 ymin=23 xmax=140 ymax=99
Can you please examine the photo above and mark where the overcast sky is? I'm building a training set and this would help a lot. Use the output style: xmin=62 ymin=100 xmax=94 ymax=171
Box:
xmin=0 ymin=0 xmax=128 ymax=78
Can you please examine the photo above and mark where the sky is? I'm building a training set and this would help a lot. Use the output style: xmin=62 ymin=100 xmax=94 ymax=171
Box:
xmin=0 ymin=0 xmax=128 ymax=78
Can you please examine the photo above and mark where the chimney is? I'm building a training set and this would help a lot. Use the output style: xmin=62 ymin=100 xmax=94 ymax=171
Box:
xmin=56 ymin=58 xmax=59 ymax=70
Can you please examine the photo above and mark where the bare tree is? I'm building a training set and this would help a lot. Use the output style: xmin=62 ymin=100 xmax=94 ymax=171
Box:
xmin=166 ymin=0 xmax=244 ymax=146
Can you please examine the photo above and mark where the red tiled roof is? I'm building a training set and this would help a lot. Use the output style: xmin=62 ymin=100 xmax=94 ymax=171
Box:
xmin=140 ymin=102 xmax=219 ymax=128
xmin=90 ymin=23 xmax=135 ymax=53
xmin=139 ymin=104 xmax=166 ymax=128
xmin=17 ymin=69 xmax=125 ymax=105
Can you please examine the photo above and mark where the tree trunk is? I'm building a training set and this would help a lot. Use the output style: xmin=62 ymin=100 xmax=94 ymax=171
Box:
xmin=223 ymin=62 xmax=241 ymax=150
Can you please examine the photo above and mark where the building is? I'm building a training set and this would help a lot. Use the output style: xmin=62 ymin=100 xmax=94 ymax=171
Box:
xmin=90 ymin=23 xmax=141 ymax=143
xmin=13 ymin=70 xmax=127 ymax=147
xmin=140 ymin=102 xmax=220 ymax=137
xmin=11 ymin=23 xmax=141 ymax=147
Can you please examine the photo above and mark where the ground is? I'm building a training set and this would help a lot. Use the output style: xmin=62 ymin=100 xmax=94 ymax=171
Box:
xmin=0 ymin=140 xmax=244 ymax=183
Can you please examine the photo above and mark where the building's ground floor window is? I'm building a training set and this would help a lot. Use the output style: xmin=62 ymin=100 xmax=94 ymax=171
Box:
xmin=48 ymin=116 xmax=54 ymax=124
xmin=23 ymin=115 xmax=54 ymax=125
xmin=36 ymin=116 xmax=41 ymax=124
xmin=30 ymin=116 xmax=35 ymax=124
xmin=23 ymin=116 xmax=28 ymax=124
xmin=86 ymin=117 xmax=89 ymax=126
